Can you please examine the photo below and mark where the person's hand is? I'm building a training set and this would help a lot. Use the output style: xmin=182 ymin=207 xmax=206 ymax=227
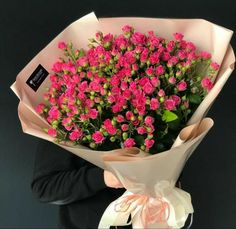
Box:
xmin=103 ymin=170 xmax=123 ymax=189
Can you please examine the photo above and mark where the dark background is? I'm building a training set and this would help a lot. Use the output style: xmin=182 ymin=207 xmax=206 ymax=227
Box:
xmin=0 ymin=0 xmax=236 ymax=228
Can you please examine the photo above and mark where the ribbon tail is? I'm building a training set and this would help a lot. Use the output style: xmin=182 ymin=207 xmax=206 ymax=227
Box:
xmin=98 ymin=191 xmax=132 ymax=229
xmin=164 ymin=187 xmax=194 ymax=228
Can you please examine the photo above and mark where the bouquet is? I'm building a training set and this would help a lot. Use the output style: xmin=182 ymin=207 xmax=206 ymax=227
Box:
xmin=11 ymin=13 xmax=235 ymax=228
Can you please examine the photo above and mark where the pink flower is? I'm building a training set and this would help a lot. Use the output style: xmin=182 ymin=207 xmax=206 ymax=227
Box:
xmin=89 ymin=81 xmax=100 ymax=92
xmin=200 ymin=51 xmax=211 ymax=59
xmin=158 ymin=89 xmax=165 ymax=97
xmin=52 ymin=61 xmax=63 ymax=72
xmin=174 ymin=32 xmax=184 ymax=41
xmin=48 ymin=106 xmax=60 ymax=119
xmin=144 ymin=138 xmax=155 ymax=149
xmin=210 ymin=62 xmax=220 ymax=71
xmin=124 ymin=138 xmax=136 ymax=148
xmin=137 ymin=126 xmax=146 ymax=135
xmin=69 ymin=129 xmax=83 ymax=141
xmin=107 ymin=126 xmax=117 ymax=135
xmin=149 ymin=52 xmax=160 ymax=65
xmin=144 ymin=116 xmax=154 ymax=126
xmin=168 ymin=77 xmax=176 ymax=84
xmin=151 ymin=77 xmax=160 ymax=87
xmin=143 ymin=82 xmax=154 ymax=94
xmin=62 ymin=117 xmax=72 ymax=126
xmin=131 ymin=32 xmax=146 ymax=45
xmin=122 ymin=25 xmax=133 ymax=33
xmin=146 ymin=67 xmax=154 ymax=76
xmin=177 ymin=81 xmax=187 ymax=91
xmin=58 ymin=41 xmax=67 ymax=50
xmin=121 ymin=81 xmax=128 ymax=90
xmin=88 ymin=109 xmax=98 ymax=119
xmin=155 ymin=65 xmax=165 ymax=76
xmin=164 ymin=99 xmax=176 ymax=111
xmin=35 ymin=104 xmax=45 ymax=114
xmin=95 ymin=31 xmax=103 ymax=40
xmin=117 ymin=115 xmax=125 ymax=123
xmin=162 ymin=52 xmax=171 ymax=61
xmin=171 ymin=95 xmax=181 ymax=106
xmin=48 ymin=128 xmax=57 ymax=137
xmin=201 ymin=77 xmax=213 ymax=91
xmin=150 ymin=98 xmax=160 ymax=110
xmin=77 ymin=56 xmax=88 ymax=67
xmin=92 ymin=131 xmax=104 ymax=144
xmin=132 ymin=119 xmax=140 ymax=126
xmin=112 ymin=104 xmax=121 ymax=113
xmin=125 ymin=111 xmax=134 ymax=120
xmin=121 ymin=124 xmax=129 ymax=131
xmin=80 ymin=114 xmax=89 ymax=121
xmin=186 ymin=42 xmax=196 ymax=51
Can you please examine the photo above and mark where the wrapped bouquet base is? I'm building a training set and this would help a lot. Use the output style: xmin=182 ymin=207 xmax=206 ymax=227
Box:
xmin=11 ymin=12 xmax=235 ymax=228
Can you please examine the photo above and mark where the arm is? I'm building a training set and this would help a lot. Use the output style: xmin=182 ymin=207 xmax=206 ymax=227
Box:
xmin=30 ymin=140 xmax=107 ymax=205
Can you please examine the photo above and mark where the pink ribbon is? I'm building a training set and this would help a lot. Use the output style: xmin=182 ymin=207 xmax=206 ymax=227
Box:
xmin=114 ymin=193 xmax=170 ymax=228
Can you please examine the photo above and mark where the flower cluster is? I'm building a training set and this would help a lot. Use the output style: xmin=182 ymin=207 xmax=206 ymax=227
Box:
xmin=36 ymin=25 xmax=219 ymax=153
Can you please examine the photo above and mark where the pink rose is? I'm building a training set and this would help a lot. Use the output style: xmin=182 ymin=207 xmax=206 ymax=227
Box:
xmin=132 ymin=119 xmax=140 ymax=126
xmin=69 ymin=129 xmax=83 ymax=141
xmin=121 ymin=124 xmax=129 ymax=131
xmin=200 ymin=51 xmax=211 ymax=59
xmin=48 ymin=128 xmax=57 ymax=137
xmin=124 ymin=138 xmax=136 ymax=148
xmin=151 ymin=77 xmax=160 ymax=87
xmin=48 ymin=106 xmax=60 ymax=120
xmin=131 ymin=32 xmax=146 ymax=45
xmin=35 ymin=104 xmax=45 ymax=114
xmin=177 ymin=81 xmax=187 ymax=91
xmin=92 ymin=131 xmax=104 ymax=144
xmin=144 ymin=116 xmax=154 ymax=126
xmin=89 ymin=81 xmax=100 ymax=92
xmin=52 ymin=61 xmax=63 ymax=72
xmin=117 ymin=115 xmax=125 ymax=123
xmin=158 ymin=89 xmax=165 ymax=97
xmin=150 ymin=98 xmax=160 ymax=110
xmin=146 ymin=67 xmax=154 ymax=76
xmin=171 ymin=95 xmax=181 ymax=106
xmin=112 ymin=104 xmax=121 ymax=113
xmin=137 ymin=127 xmax=146 ymax=135
xmin=58 ymin=41 xmax=67 ymax=50
xmin=162 ymin=52 xmax=171 ymax=61
xmin=125 ymin=111 xmax=134 ymax=120
xmin=144 ymin=138 xmax=155 ymax=149
xmin=88 ymin=109 xmax=98 ymax=119
xmin=164 ymin=99 xmax=176 ymax=111
xmin=201 ymin=77 xmax=213 ymax=91
xmin=210 ymin=62 xmax=220 ymax=71
xmin=143 ymin=82 xmax=154 ymax=94
xmin=168 ymin=77 xmax=176 ymax=84
xmin=122 ymin=25 xmax=133 ymax=33
xmin=155 ymin=65 xmax=165 ymax=76
xmin=174 ymin=32 xmax=184 ymax=41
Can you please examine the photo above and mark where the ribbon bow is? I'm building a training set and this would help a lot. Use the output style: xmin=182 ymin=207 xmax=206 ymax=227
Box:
xmin=114 ymin=193 xmax=170 ymax=228
xmin=98 ymin=187 xmax=194 ymax=229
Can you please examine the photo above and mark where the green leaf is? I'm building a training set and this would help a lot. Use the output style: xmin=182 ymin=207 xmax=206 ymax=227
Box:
xmin=189 ymin=94 xmax=202 ymax=104
xmin=79 ymin=48 xmax=85 ymax=57
xmin=162 ymin=110 xmax=178 ymax=122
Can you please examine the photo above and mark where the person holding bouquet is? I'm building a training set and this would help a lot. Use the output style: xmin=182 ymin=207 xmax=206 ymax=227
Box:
xmin=31 ymin=139 xmax=132 ymax=229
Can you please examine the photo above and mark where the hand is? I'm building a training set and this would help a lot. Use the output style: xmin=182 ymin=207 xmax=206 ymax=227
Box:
xmin=103 ymin=170 xmax=123 ymax=189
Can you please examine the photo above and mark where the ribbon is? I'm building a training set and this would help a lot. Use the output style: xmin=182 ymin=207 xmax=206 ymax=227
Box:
xmin=98 ymin=185 xmax=194 ymax=229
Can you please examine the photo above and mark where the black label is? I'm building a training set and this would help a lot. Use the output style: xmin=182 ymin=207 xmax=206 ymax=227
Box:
xmin=26 ymin=64 xmax=49 ymax=92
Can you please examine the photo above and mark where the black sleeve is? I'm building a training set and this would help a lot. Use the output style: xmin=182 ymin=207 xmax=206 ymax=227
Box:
xmin=30 ymin=139 xmax=107 ymax=205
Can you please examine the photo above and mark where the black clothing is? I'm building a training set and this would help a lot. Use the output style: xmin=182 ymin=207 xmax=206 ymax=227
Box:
xmin=31 ymin=140 xmax=132 ymax=229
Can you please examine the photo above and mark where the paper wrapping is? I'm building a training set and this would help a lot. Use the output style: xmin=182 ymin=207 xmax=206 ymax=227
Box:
xmin=11 ymin=12 xmax=235 ymax=228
